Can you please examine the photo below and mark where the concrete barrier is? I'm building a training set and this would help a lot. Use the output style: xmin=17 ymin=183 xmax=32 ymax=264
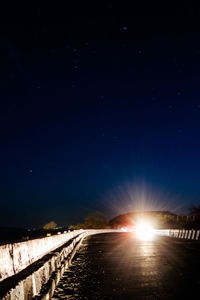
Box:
xmin=0 ymin=229 xmax=118 ymax=300
xmin=0 ymin=230 xmax=84 ymax=283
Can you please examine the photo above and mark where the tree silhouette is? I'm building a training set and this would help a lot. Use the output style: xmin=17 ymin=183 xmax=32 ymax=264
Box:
xmin=189 ymin=204 xmax=200 ymax=217
xmin=43 ymin=221 xmax=57 ymax=230
xmin=84 ymin=211 xmax=108 ymax=229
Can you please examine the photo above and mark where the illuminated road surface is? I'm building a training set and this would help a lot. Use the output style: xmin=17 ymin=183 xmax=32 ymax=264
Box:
xmin=53 ymin=232 xmax=200 ymax=299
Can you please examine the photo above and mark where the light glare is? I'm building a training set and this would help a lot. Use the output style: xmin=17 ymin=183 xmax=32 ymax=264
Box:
xmin=135 ymin=221 xmax=155 ymax=241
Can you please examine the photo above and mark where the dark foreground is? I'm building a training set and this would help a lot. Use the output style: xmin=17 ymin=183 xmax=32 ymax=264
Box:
xmin=53 ymin=232 xmax=200 ymax=299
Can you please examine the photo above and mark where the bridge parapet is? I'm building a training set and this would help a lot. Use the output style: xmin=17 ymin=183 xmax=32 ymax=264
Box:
xmin=0 ymin=230 xmax=83 ymax=283
xmin=0 ymin=229 xmax=118 ymax=300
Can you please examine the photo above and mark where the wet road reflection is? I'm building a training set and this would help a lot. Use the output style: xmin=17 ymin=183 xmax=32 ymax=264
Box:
xmin=53 ymin=232 xmax=200 ymax=299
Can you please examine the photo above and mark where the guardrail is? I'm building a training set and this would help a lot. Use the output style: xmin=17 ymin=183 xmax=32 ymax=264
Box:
xmin=168 ymin=229 xmax=200 ymax=240
xmin=156 ymin=229 xmax=200 ymax=240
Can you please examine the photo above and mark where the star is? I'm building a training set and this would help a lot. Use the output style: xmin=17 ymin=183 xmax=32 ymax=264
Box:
xmin=24 ymin=168 xmax=33 ymax=176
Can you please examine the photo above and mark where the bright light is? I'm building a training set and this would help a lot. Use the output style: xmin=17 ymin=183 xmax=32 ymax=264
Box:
xmin=135 ymin=221 xmax=155 ymax=241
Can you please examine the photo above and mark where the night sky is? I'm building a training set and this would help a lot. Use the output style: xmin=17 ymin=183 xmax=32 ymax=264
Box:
xmin=1 ymin=2 xmax=200 ymax=228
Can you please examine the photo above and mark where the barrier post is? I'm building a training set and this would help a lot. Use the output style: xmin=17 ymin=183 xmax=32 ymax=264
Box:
xmin=191 ymin=230 xmax=196 ymax=240
xmin=180 ymin=230 xmax=184 ymax=238
xmin=184 ymin=230 xmax=188 ymax=239
xmin=188 ymin=230 xmax=192 ymax=239
xmin=196 ymin=230 xmax=200 ymax=240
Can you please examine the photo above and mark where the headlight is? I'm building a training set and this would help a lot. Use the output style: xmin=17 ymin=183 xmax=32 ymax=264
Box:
xmin=135 ymin=221 xmax=155 ymax=241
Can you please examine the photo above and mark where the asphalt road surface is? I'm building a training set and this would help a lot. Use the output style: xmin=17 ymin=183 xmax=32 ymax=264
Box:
xmin=53 ymin=232 xmax=200 ymax=299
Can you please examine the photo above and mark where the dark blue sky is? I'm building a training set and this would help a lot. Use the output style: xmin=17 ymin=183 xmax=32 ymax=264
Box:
xmin=1 ymin=2 xmax=200 ymax=227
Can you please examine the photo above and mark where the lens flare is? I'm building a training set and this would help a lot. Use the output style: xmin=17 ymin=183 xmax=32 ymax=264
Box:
xmin=121 ymin=227 xmax=128 ymax=232
xmin=135 ymin=221 xmax=155 ymax=241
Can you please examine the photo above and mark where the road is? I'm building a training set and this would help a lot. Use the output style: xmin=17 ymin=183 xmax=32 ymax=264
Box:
xmin=53 ymin=232 xmax=200 ymax=299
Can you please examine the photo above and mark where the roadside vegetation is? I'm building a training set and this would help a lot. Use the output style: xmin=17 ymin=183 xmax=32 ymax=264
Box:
xmin=69 ymin=207 xmax=200 ymax=230
xmin=2 ymin=206 xmax=200 ymax=244
xmin=68 ymin=211 xmax=109 ymax=230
